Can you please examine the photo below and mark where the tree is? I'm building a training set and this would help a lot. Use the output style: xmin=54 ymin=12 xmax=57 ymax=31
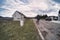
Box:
xmin=42 ymin=15 xmax=48 ymax=19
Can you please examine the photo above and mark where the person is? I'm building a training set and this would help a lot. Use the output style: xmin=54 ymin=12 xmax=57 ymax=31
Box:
xmin=36 ymin=15 xmax=41 ymax=24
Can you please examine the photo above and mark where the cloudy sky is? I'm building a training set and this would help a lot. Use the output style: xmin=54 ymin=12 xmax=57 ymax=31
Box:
xmin=0 ymin=0 xmax=60 ymax=17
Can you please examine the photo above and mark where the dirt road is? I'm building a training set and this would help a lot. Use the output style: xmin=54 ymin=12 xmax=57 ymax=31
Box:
xmin=33 ymin=19 xmax=60 ymax=40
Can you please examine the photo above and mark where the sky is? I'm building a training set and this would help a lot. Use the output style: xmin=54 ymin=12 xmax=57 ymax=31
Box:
xmin=0 ymin=0 xmax=60 ymax=17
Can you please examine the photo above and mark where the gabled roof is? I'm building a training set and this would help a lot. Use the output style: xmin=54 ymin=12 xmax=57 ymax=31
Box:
xmin=15 ymin=11 xmax=25 ymax=16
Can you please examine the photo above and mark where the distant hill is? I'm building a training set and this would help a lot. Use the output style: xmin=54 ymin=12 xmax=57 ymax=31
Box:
xmin=0 ymin=16 xmax=13 ymax=21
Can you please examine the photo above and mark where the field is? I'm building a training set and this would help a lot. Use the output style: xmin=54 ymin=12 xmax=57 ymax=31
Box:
xmin=0 ymin=19 xmax=40 ymax=40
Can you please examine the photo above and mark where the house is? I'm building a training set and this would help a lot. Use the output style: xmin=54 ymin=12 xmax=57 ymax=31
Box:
xmin=13 ymin=11 xmax=25 ymax=21
xmin=12 ymin=11 xmax=38 ymax=26
xmin=13 ymin=11 xmax=25 ymax=26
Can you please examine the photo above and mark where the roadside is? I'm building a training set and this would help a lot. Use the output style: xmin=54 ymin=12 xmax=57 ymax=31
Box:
xmin=33 ymin=19 xmax=60 ymax=40
xmin=33 ymin=19 xmax=45 ymax=40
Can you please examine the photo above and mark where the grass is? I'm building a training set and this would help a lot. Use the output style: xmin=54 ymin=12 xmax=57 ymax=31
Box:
xmin=0 ymin=19 xmax=40 ymax=40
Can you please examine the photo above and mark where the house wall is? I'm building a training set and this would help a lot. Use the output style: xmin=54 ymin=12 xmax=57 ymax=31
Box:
xmin=13 ymin=12 xmax=24 ymax=21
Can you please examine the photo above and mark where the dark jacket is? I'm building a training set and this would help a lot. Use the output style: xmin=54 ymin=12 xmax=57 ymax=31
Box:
xmin=36 ymin=15 xmax=41 ymax=20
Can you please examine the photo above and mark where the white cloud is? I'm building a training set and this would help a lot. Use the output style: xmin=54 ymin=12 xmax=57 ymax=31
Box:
xmin=0 ymin=0 xmax=60 ymax=17
xmin=1 ymin=9 xmax=15 ymax=17
xmin=29 ymin=0 xmax=49 ymax=11
xmin=22 ymin=11 xmax=38 ymax=17
xmin=47 ymin=11 xmax=58 ymax=16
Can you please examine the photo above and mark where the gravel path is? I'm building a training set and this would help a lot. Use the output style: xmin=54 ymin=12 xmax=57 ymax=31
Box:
xmin=33 ymin=19 xmax=60 ymax=40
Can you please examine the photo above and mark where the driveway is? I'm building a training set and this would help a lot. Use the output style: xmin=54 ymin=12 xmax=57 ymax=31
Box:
xmin=33 ymin=19 xmax=60 ymax=40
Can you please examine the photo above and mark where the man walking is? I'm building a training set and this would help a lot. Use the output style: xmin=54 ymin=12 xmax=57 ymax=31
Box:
xmin=36 ymin=15 xmax=41 ymax=24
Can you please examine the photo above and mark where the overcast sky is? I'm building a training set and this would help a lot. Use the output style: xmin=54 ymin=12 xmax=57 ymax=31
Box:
xmin=0 ymin=0 xmax=60 ymax=17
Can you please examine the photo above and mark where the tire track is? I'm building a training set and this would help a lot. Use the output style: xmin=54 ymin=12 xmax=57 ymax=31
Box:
xmin=33 ymin=19 xmax=57 ymax=40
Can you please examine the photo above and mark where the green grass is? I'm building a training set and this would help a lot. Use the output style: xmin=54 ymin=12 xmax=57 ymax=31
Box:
xmin=0 ymin=19 xmax=40 ymax=40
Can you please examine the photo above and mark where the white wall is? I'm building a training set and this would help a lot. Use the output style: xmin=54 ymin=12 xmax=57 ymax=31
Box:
xmin=13 ymin=11 xmax=24 ymax=21
xmin=13 ymin=11 xmax=25 ymax=26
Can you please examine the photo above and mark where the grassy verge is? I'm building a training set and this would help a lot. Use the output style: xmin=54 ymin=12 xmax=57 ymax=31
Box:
xmin=0 ymin=19 xmax=40 ymax=40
